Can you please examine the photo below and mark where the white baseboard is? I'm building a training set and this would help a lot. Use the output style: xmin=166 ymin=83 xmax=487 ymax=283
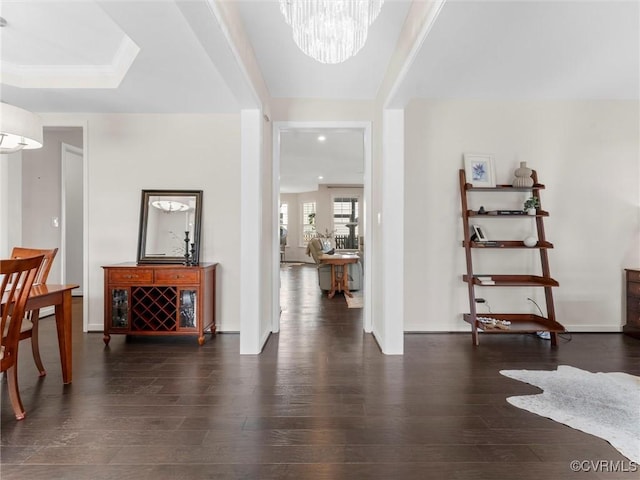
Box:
xmin=404 ymin=325 xmax=624 ymax=333
xmin=562 ymin=325 xmax=623 ymax=333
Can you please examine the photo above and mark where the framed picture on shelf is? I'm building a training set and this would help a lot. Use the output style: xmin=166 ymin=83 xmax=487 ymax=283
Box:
xmin=464 ymin=154 xmax=496 ymax=187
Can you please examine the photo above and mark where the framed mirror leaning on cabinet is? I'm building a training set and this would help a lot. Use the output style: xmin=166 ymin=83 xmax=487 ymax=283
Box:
xmin=137 ymin=189 xmax=203 ymax=264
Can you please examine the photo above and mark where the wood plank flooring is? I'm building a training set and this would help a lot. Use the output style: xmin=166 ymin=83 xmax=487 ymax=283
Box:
xmin=2 ymin=263 xmax=639 ymax=479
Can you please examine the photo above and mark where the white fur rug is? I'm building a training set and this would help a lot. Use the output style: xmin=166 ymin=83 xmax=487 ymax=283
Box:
xmin=500 ymin=365 xmax=640 ymax=463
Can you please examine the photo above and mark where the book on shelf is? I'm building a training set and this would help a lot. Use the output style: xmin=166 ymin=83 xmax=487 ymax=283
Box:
xmin=475 ymin=241 xmax=499 ymax=247
xmin=475 ymin=275 xmax=495 ymax=285
xmin=495 ymin=210 xmax=525 ymax=215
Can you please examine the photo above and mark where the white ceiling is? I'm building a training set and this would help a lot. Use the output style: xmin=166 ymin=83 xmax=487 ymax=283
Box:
xmin=392 ymin=0 xmax=639 ymax=105
xmin=280 ymin=128 xmax=364 ymax=193
xmin=1 ymin=0 xmax=637 ymax=190
xmin=236 ymin=0 xmax=412 ymax=99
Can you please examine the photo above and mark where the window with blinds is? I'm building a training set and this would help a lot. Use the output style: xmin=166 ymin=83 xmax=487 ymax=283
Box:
xmin=333 ymin=197 xmax=359 ymax=249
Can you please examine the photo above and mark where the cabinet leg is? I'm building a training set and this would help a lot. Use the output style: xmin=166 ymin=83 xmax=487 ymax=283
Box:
xmin=198 ymin=335 xmax=205 ymax=346
xmin=103 ymin=334 xmax=111 ymax=346
xmin=550 ymin=332 xmax=558 ymax=347
xmin=472 ymin=329 xmax=479 ymax=346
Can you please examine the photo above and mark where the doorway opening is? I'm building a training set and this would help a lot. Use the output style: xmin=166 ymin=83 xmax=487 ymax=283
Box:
xmin=272 ymin=121 xmax=372 ymax=334
xmin=21 ymin=125 xmax=88 ymax=329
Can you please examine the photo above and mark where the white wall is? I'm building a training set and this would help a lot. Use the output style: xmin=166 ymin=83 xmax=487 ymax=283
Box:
xmin=0 ymin=151 xmax=22 ymax=258
xmin=404 ymin=99 xmax=640 ymax=332
xmin=21 ymin=127 xmax=83 ymax=284
xmin=79 ymin=114 xmax=241 ymax=333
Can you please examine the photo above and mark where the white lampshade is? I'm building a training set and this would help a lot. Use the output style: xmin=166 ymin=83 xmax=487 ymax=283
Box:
xmin=0 ymin=102 xmax=43 ymax=153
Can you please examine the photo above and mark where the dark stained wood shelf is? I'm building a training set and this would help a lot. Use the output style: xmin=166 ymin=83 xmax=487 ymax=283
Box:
xmin=463 ymin=313 xmax=565 ymax=333
xmin=462 ymin=274 xmax=559 ymax=287
xmin=459 ymin=168 xmax=564 ymax=347
xmin=463 ymin=240 xmax=554 ymax=249
xmin=464 ymin=183 xmax=545 ymax=191
xmin=467 ymin=210 xmax=549 ymax=217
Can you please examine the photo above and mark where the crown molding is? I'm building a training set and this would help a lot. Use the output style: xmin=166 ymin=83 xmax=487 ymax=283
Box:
xmin=0 ymin=35 xmax=139 ymax=89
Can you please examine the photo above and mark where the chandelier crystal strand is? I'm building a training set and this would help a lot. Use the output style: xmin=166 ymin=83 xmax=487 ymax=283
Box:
xmin=280 ymin=0 xmax=384 ymax=64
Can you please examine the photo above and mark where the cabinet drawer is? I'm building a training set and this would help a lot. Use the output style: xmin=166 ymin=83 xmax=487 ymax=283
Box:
xmin=627 ymin=296 xmax=640 ymax=313
xmin=627 ymin=270 xmax=640 ymax=283
xmin=109 ymin=269 xmax=153 ymax=284
xmin=155 ymin=269 xmax=200 ymax=284
xmin=627 ymin=282 xmax=640 ymax=297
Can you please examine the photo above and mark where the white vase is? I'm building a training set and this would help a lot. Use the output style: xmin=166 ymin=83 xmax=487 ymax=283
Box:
xmin=513 ymin=161 xmax=534 ymax=188
xmin=527 ymin=207 xmax=537 ymax=216
xmin=524 ymin=236 xmax=537 ymax=247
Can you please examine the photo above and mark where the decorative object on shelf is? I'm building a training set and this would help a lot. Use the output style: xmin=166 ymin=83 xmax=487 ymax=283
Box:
xmin=523 ymin=236 xmax=537 ymax=247
xmin=470 ymin=224 xmax=488 ymax=242
xmin=190 ymin=243 xmax=197 ymax=266
xmin=0 ymin=102 xmax=43 ymax=153
xmin=279 ymin=0 xmax=384 ymax=64
xmin=463 ymin=153 xmax=496 ymax=188
xmin=512 ymin=161 xmax=534 ymax=188
xmin=184 ymin=231 xmax=191 ymax=266
xmin=477 ymin=206 xmax=487 ymax=214
xmin=523 ymin=196 xmax=540 ymax=215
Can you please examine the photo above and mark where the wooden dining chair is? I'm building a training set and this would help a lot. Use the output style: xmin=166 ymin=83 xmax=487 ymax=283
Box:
xmin=9 ymin=247 xmax=58 ymax=376
xmin=1 ymin=255 xmax=44 ymax=420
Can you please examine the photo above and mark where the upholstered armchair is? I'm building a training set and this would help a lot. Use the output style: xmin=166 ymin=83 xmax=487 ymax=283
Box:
xmin=306 ymin=238 xmax=363 ymax=292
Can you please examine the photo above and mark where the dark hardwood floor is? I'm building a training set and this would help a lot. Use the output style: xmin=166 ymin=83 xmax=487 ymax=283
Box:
xmin=2 ymin=264 xmax=639 ymax=479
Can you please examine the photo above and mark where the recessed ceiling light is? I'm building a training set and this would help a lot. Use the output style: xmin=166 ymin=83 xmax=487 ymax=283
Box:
xmin=318 ymin=176 xmax=324 ymax=180
xmin=317 ymin=135 xmax=326 ymax=142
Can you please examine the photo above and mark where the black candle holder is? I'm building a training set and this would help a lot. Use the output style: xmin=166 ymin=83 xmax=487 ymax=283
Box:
xmin=184 ymin=231 xmax=191 ymax=266
xmin=190 ymin=243 xmax=198 ymax=266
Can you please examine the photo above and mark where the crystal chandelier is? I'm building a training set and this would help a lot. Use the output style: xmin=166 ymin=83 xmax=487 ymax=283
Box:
xmin=280 ymin=0 xmax=384 ymax=64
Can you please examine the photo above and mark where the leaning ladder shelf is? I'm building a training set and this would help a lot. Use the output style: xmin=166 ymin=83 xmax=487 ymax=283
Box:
xmin=459 ymin=169 xmax=565 ymax=346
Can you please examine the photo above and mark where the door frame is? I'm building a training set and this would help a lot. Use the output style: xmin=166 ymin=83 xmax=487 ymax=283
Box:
xmin=271 ymin=121 xmax=373 ymax=333
xmin=60 ymin=142 xmax=84 ymax=296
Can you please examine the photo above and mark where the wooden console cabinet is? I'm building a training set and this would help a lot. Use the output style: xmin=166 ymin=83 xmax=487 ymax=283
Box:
xmin=102 ymin=263 xmax=217 ymax=345
xmin=624 ymin=269 xmax=640 ymax=339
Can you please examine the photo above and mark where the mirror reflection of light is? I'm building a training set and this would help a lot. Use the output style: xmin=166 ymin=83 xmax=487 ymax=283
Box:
xmin=151 ymin=200 xmax=189 ymax=212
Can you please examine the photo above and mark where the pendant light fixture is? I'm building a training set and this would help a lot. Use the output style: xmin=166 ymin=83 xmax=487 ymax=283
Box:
xmin=0 ymin=103 xmax=44 ymax=154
